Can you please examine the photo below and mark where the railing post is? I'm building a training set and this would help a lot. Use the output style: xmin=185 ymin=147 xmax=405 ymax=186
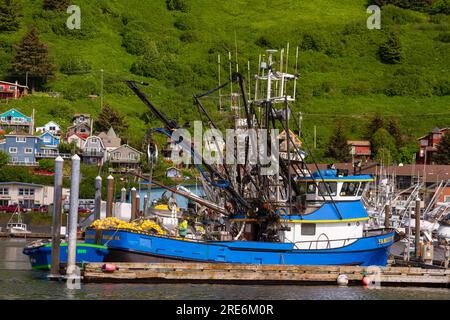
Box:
xmin=415 ymin=198 xmax=421 ymax=258
xmin=94 ymin=176 xmax=102 ymax=221
xmin=130 ymin=187 xmax=137 ymax=221
xmin=106 ymin=175 xmax=114 ymax=218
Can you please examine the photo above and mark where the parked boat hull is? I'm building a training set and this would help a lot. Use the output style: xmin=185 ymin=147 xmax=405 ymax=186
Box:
xmin=23 ymin=243 xmax=108 ymax=271
xmin=85 ymin=229 xmax=396 ymax=266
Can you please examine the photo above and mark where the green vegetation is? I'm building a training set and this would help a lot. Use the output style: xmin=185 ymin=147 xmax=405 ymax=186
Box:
xmin=0 ymin=0 xmax=448 ymax=166
xmin=325 ymin=123 xmax=351 ymax=162
xmin=434 ymin=132 xmax=450 ymax=164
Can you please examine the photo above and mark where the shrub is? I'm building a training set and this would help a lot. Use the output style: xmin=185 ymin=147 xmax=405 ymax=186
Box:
xmin=378 ymin=32 xmax=402 ymax=64
xmin=122 ymin=30 xmax=147 ymax=55
xmin=180 ymin=31 xmax=198 ymax=43
xmin=382 ymin=5 xmax=425 ymax=25
xmin=174 ymin=15 xmax=196 ymax=31
xmin=60 ymin=56 xmax=92 ymax=75
xmin=435 ymin=32 xmax=450 ymax=42
xmin=130 ymin=42 xmax=167 ymax=80
xmin=166 ymin=0 xmax=191 ymax=13
xmin=62 ymin=79 xmax=98 ymax=101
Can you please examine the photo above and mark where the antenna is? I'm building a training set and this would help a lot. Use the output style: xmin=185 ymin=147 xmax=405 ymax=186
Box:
xmin=293 ymin=46 xmax=299 ymax=100
xmin=234 ymin=30 xmax=239 ymax=73
xmin=218 ymin=54 xmax=222 ymax=112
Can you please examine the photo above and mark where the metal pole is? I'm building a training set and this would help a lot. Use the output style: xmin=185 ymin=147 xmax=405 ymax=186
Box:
xmin=106 ymin=175 xmax=114 ymax=218
xmin=136 ymin=195 xmax=141 ymax=217
xmin=384 ymin=203 xmax=390 ymax=228
xmin=94 ymin=176 xmax=102 ymax=220
xmin=415 ymin=198 xmax=421 ymax=258
xmin=120 ymin=187 xmax=126 ymax=203
xmin=130 ymin=187 xmax=137 ymax=221
xmin=50 ymin=156 xmax=64 ymax=277
xmin=67 ymin=155 xmax=80 ymax=277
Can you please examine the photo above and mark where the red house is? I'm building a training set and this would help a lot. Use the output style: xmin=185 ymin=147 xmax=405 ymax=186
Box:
xmin=0 ymin=80 xmax=28 ymax=102
xmin=417 ymin=127 xmax=450 ymax=165
xmin=347 ymin=140 xmax=371 ymax=162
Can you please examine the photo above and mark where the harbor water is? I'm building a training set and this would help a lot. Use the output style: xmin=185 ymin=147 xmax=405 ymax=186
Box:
xmin=0 ymin=239 xmax=449 ymax=300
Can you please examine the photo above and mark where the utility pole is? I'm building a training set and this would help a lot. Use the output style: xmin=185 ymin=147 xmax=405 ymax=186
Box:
xmin=50 ymin=156 xmax=64 ymax=278
xmin=314 ymin=125 xmax=317 ymax=149
xmin=100 ymin=69 xmax=104 ymax=109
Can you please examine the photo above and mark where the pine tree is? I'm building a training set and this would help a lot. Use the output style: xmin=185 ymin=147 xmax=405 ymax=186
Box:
xmin=386 ymin=117 xmax=403 ymax=148
xmin=325 ymin=123 xmax=351 ymax=162
xmin=43 ymin=0 xmax=69 ymax=11
xmin=94 ymin=104 xmax=129 ymax=135
xmin=378 ymin=32 xmax=402 ymax=64
xmin=12 ymin=27 xmax=55 ymax=89
xmin=0 ymin=0 xmax=21 ymax=32
xmin=434 ymin=133 xmax=450 ymax=165
xmin=366 ymin=114 xmax=385 ymax=138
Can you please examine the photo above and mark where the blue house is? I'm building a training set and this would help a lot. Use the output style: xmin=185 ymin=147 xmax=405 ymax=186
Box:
xmin=37 ymin=131 xmax=60 ymax=158
xmin=0 ymin=108 xmax=33 ymax=133
xmin=0 ymin=133 xmax=40 ymax=166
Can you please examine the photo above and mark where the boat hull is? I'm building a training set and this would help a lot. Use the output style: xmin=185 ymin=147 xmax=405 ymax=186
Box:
xmin=23 ymin=243 xmax=108 ymax=271
xmin=85 ymin=229 xmax=396 ymax=266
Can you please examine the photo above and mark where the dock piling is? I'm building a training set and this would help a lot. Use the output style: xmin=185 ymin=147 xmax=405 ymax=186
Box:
xmin=143 ymin=195 xmax=148 ymax=216
xmin=106 ymin=175 xmax=114 ymax=218
xmin=50 ymin=156 xmax=64 ymax=278
xmin=130 ymin=187 xmax=137 ymax=221
xmin=136 ymin=194 xmax=141 ymax=217
xmin=94 ymin=176 xmax=102 ymax=221
xmin=67 ymin=155 xmax=81 ymax=279
xmin=415 ymin=198 xmax=421 ymax=258
xmin=120 ymin=187 xmax=126 ymax=203
xmin=384 ymin=204 xmax=390 ymax=228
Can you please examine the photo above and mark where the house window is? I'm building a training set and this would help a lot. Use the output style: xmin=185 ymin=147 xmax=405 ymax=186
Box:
xmin=43 ymin=137 xmax=51 ymax=143
xmin=114 ymin=152 xmax=121 ymax=159
xmin=0 ymin=86 xmax=4 ymax=90
xmin=16 ymin=137 xmax=26 ymax=143
xmin=0 ymin=188 xmax=9 ymax=195
xmin=301 ymin=223 xmax=316 ymax=236
xmin=19 ymin=188 xmax=35 ymax=196
xmin=91 ymin=138 xmax=97 ymax=143
xmin=129 ymin=153 xmax=136 ymax=160
xmin=9 ymin=147 xmax=18 ymax=153
xmin=49 ymin=126 xmax=56 ymax=131
xmin=24 ymin=148 xmax=33 ymax=154
xmin=10 ymin=86 xmax=16 ymax=90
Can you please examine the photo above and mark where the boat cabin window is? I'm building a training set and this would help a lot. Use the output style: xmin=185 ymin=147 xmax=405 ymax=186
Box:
xmin=357 ymin=182 xmax=367 ymax=196
xmin=340 ymin=182 xmax=360 ymax=197
xmin=301 ymin=223 xmax=316 ymax=236
xmin=318 ymin=182 xmax=337 ymax=197
xmin=307 ymin=182 xmax=316 ymax=194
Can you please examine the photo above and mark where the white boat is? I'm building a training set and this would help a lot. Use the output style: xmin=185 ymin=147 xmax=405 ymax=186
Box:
xmin=6 ymin=205 xmax=31 ymax=234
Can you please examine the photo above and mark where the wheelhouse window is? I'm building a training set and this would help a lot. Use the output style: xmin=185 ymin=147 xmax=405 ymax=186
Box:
xmin=301 ymin=223 xmax=316 ymax=236
xmin=318 ymin=182 xmax=337 ymax=196
xmin=357 ymin=182 xmax=367 ymax=196
xmin=307 ymin=182 xmax=317 ymax=194
xmin=340 ymin=182 xmax=360 ymax=197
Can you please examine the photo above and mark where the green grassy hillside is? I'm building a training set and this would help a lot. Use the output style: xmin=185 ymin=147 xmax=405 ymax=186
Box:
xmin=0 ymin=0 xmax=449 ymax=162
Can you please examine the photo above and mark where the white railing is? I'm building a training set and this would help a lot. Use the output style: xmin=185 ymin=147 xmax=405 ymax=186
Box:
xmin=35 ymin=152 xmax=72 ymax=159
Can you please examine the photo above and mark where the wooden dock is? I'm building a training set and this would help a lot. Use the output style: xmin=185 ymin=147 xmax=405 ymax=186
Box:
xmin=83 ymin=263 xmax=450 ymax=287
xmin=0 ymin=231 xmax=52 ymax=239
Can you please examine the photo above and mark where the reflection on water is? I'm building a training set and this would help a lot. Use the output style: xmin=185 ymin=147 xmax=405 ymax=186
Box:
xmin=0 ymin=239 xmax=449 ymax=300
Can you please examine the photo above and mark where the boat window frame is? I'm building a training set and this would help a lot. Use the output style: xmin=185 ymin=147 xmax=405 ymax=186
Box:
xmin=340 ymin=181 xmax=360 ymax=197
xmin=301 ymin=223 xmax=316 ymax=236
xmin=318 ymin=182 xmax=337 ymax=197
xmin=357 ymin=182 xmax=367 ymax=196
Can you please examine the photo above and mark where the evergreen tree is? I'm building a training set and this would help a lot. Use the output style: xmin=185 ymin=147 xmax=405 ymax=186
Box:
xmin=325 ymin=123 xmax=351 ymax=162
xmin=386 ymin=117 xmax=403 ymax=148
xmin=12 ymin=27 xmax=55 ymax=89
xmin=366 ymin=114 xmax=385 ymax=138
xmin=378 ymin=32 xmax=402 ymax=64
xmin=0 ymin=0 xmax=20 ymax=32
xmin=94 ymin=104 xmax=129 ymax=135
xmin=0 ymin=150 xmax=9 ymax=167
xmin=372 ymin=128 xmax=398 ymax=163
xmin=43 ymin=0 xmax=69 ymax=11
xmin=434 ymin=133 xmax=450 ymax=165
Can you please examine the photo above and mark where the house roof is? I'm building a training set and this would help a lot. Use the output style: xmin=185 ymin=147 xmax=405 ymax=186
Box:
xmin=111 ymin=144 xmax=143 ymax=154
xmin=347 ymin=140 xmax=371 ymax=146
xmin=0 ymin=81 xmax=28 ymax=88
xmin=0 ymin=182 xmax=43 ymax=188
xmin=68 ymin=133 xmax=87 ymax=140
xmin=0 ymin=108 xmax=32 ymax=121
xmin=73 ymin=113 xmax=91 ymax=118
xmin=313 ymin=163 xmax=450 ymax=183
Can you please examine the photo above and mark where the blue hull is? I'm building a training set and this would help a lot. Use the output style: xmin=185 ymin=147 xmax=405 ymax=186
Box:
xmin=85 ymin=229 xmax=396 ymax=266
xmin=23 ymin=243 xmax=109 ymax=271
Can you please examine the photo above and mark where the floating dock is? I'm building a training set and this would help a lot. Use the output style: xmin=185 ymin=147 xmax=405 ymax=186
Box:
xmin=82 ymin=263 xmax=450 ymax=288
xmin=0 ymin=231 xmax=52 ymax=239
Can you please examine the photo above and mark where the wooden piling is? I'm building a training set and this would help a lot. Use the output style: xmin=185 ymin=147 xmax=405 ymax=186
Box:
xmin=120 ymin=187 xmax=126 ymax=203
xmin=94 ymin=176 xmax=102 ymax=221
xmin=384 ymin=204 xmax=390 ymax=228
xmin=415 ymin=198 xmax=421 ymax=258
xmin=50 ymin=156 xmax=64 ymax=277
xmin=143 ymin=195 xmax=148 ymax=217
xmin=106 ymin=175 xmax=114 ymax=218
xmin=130 ymin=187 xmax=137 ymax=221
xmin=136 ymin=195 xmax=141 ymax=217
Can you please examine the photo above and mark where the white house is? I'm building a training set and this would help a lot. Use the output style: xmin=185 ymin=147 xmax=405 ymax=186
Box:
xmin=35 ymin=121 xmax=61 ymax=136
xmin=0 ymin=182 xmax=70 ymax=208
xmin=82 ymin=136 xmax=107 ymax=165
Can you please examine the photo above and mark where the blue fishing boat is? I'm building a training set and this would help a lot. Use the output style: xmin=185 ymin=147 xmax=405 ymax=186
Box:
xmin=23 ymin=241 xmax=108 ymax=271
